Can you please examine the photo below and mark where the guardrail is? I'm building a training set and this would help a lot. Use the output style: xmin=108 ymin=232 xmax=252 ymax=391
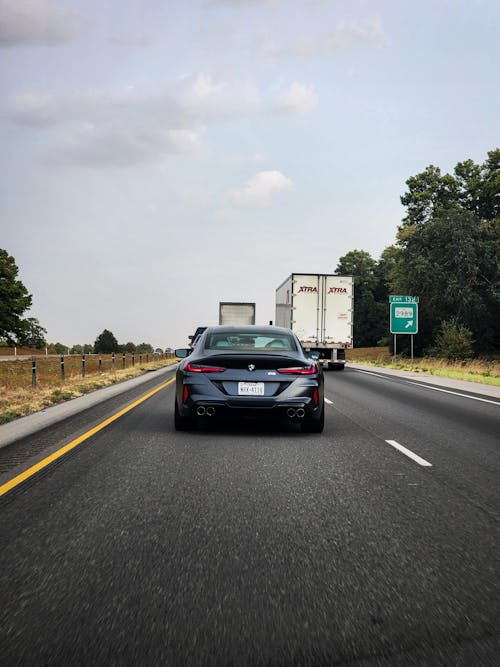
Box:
xmin=0 ymin=352 xmax=175 ymax=389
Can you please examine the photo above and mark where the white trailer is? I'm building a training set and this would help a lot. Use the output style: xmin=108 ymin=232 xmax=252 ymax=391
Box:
xmin=219 ymin=302 xmax=256 ymax=326
xmin=275 ymin=273 xmax=353 ymax=370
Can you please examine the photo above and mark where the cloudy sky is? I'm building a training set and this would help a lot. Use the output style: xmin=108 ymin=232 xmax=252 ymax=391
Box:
xmin=1 ymin=0 xmax=498 ymax=348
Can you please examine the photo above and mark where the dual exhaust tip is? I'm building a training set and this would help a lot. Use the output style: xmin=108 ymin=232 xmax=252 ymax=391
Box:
xmin=196 ymin=405 xmax=304 ymax=419
xmin=287 ymin=407 xmax=305 ymax=419
xmin=196 ymin=406 xmax=216 ymax=417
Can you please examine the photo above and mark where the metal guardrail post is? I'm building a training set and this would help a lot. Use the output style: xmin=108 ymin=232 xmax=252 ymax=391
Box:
xmin=132 ymin=352 xmax=135 ymax=366
xmin=31 ymin=356 xmax=36 ymax=388
xmin=99 ymin=357 xmax=102 ymax=372
xmin=82 ymin=353 xmax=86 ymax=377
xmin=122 ymin=352 xmax=126 ymax=369
xmin=60 ymin=354 xmax=65 ymax=381
xmin=112 ymin=352 xmax=115 ymax=370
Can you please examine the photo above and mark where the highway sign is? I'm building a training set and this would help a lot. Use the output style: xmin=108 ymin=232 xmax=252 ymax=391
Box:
xmin=389 ymin=295 xmax=419 ymax=304
xmin=390 ymin=301 xmax=418 ymax=334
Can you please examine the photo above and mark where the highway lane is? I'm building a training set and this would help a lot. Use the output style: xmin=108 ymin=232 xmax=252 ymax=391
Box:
xmin=0 ymin=369 xmax=498 ymax=665
xmin=325 ymin=368 xmax=499 ymax=517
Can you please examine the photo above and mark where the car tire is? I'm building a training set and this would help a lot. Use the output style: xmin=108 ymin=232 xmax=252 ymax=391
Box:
xmin=301 ymin=405 xmax=325 ymax=433
xmin=174 ymin=399 xmax=194 ymax=431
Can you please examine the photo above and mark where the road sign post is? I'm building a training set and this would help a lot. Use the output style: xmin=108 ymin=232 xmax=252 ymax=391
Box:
xmin=389 ymin=296 xmax=419 ymax=360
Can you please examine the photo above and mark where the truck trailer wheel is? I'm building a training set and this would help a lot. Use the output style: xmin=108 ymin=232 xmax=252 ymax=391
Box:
xmin=328 ymin=363 xmax=344 ymax=371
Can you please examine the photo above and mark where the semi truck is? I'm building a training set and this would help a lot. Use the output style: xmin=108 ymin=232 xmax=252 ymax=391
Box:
xmin=275 ymin=273 xmax=353 ymax=370
xmin=219 ymin=302 xmax=256 ymax=326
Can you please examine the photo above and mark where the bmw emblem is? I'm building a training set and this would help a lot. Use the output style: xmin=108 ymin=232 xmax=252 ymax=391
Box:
xmin=248 ymin=364 xmax=256 ymax=371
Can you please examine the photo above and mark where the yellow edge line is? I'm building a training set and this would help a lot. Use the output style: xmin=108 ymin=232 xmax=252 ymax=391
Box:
xmin=0 ymin=377 xmax=176 ymax=498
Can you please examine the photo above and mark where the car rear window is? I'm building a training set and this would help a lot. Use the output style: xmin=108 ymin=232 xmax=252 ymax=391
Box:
xmin=205 ymin=332 xmax=296 ymax=351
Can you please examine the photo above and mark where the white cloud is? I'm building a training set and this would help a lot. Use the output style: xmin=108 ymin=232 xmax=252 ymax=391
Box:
xmin=176 ymin=73 xmax=262 ymax=119
xmin=0 ymin=0 xmax=75 ymax=46
xmin=226 ymin=170 xmax=293 ymax=209
xmin=46 ymin=124 xmax=202 ymax=168
xmin=275 ymin=82 xmax=318 ymax=114
xmin=261 ymin=17 xmax=387 ymax=59
xmin=2 ymin=75 xmax=316 ymax=166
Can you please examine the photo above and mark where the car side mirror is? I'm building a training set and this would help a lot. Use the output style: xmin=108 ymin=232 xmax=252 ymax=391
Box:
xmin=175 ymin=348 xmax=190 ymax=358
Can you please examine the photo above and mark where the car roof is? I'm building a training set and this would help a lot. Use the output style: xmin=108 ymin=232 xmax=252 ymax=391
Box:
xmin=203 ymin=325 xmax=293 ymax=336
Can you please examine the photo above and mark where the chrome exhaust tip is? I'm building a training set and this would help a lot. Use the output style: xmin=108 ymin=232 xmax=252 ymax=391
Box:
xmin=196 ymin=406 xmax=206 ymax=416
xmin=206 ymin=406 xmax=215 ymax=417
xmin=296 ymin=408 xmax=305 ymax=418
xmin=287 ymin=408 xmax=296 ymax=418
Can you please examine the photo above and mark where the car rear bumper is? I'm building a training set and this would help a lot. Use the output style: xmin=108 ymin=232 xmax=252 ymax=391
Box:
xmin=178 ymin=395 xmax=322 ymax=419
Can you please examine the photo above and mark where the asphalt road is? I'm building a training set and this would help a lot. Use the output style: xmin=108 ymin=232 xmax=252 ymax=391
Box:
xmin=0 ymin=368 xmax=498 ymax=665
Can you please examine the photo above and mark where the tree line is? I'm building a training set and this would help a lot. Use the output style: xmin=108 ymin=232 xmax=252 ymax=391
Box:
xmin=46 ymin=334 xmax=165 ymax=356
xmin=335 ymin=148 xmax=499 ymax=358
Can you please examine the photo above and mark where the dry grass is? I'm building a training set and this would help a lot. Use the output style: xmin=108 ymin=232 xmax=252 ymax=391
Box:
xmin=347 ymin=347 xmax=500 ymax=386
xmin=0 ymin=359 xmax=177 ymax=425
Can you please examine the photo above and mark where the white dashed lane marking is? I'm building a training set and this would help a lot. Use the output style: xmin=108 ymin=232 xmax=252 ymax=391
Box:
xmin=385 ymin=439 xmax=432 ymax=467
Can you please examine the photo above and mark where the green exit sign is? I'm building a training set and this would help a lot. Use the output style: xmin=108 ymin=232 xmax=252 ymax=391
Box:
xmin=389 ymin=295 xmax=419 ymax=303
xmin=390 ymin=301 xmax=418 ymax=334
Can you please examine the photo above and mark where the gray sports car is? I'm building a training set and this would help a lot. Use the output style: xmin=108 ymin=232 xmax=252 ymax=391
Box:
xmin=174 ymin=325 xmax=324 ymax=432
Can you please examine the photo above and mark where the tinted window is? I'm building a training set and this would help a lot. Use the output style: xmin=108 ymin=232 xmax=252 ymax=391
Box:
xmin=205 ymin=332 xmax=296 ymax=351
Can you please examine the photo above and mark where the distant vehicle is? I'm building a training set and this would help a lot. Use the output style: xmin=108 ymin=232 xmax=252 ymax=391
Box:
xmin=188 ymin=326 xmax=207 ymax=351
xmin=174 ymin=325 xmax=324 ymax=433
xmin=275 ymin=273 xmax=353 ymax=370
xmin=219 ymin=302 xmax=256 ymax=326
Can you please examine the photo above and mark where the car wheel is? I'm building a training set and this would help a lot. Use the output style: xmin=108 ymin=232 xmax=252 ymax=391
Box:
xmin=301 ymin=405 xmax=325 ymax=433
xmin=174 ymin=399 xmax=194 ymax=431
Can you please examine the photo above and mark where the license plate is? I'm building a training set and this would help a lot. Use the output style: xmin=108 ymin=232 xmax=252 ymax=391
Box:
xmin=238 ymin=382 xmax=265 ymax=396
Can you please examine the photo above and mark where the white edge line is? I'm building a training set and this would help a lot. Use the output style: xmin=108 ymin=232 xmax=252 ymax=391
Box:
xmin=385 ymin=439 xmax=432 ymax=467
xmin=324 ymin=398 xmax=333 ymax=405
xmin=354 ymin=368 xmax=499 ymax=406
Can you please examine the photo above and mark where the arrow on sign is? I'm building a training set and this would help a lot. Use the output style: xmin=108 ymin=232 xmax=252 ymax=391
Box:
xmin=405 ymin=320 xmax=414 ymax=328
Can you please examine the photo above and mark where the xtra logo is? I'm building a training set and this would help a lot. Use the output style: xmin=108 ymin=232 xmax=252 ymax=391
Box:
xmin=328 ymin=287 xmax=347 ymax=294
xmin=298 ymin=286 xmax=318 ymax=293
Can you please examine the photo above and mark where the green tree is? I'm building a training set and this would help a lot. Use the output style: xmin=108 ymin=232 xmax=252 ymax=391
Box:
xmin=391 ymin=208 xmax=499 ymax=353
xmin=18 ymin=317 xmax=47 ymax=348
xmin=0 ymin=249 xmax=34 ymax=344
xmin=433 ymin=318 xmax=474 ymax=360
xmin=46 ymin=342 xmax=68 ymax=355
xmin=124 ymin=341 xmax=136 ymax=353
xmin=399 ymin=165 xmax=459 ymax=231
xmin=94 ymin=329 xmax=119 ymax=353
xmin=335 ymin=249 xmax=387 ymax=347
xmin=136 ymin=342 xmax=154 ymax=354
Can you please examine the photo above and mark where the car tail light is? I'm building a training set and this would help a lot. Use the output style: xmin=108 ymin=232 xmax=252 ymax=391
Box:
xmin=186 ymin=362 xmax=226 ymax=373
xmin=183 ymin=385 xmax=189 ymax=404
xmin=277 ymin=365 xmax=316 ymax=375
xmin=313 ymin=388 xmax=319 ymax=406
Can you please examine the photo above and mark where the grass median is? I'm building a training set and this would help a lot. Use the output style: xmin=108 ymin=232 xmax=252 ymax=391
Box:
xmin=347 ymin=348 xmax=500 ymax=386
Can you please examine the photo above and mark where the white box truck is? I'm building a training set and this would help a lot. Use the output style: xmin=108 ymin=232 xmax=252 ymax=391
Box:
xmin=275 ymin=274 xmax=353 ymax=370
xmin=219 ymin=302 xmax=256 ymax=326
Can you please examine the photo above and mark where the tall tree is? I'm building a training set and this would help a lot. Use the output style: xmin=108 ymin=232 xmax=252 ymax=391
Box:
xmin=18 ymin=317 xmax=47 ymax=348
xmin=94 ymin=329 xmax=119 ymax=353
xmin=0 ymin=249 xmax=46 ymax=346
xmin=335 ymin=250 xmax=387 ymax=347
xmin=392 ymin=150 xmax=500 ymax=353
